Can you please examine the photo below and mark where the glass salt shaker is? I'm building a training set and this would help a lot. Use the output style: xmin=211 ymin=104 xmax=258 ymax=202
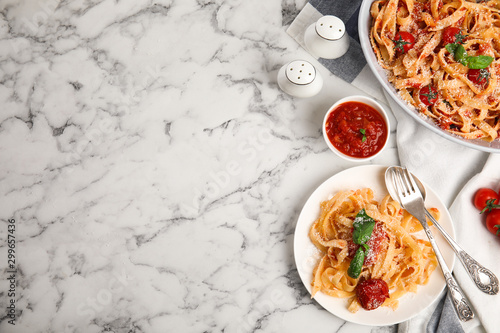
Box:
xmin=277 ymin=60 xmax=323 ymax=98
xmin=304 ymin=15 xmax=350 ymax=59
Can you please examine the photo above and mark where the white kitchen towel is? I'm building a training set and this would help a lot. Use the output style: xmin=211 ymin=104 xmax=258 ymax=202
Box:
xmin=447 ymin=154 xmax=500 ymax=333
xmin=288 ymin=1 xmax=497 ymax=332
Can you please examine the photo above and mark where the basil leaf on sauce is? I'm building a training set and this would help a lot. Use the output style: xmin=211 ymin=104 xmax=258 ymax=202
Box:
xmin=446 ymin=43 xmax=467 ymax=65
xmin=445 ymin=43 xmax=459 ymax=57
xmin=347 ymin=246 xmax=366 ymax=279
xmin=352 ymin=208 xmax=376 ymax=245
xmin=445 ymin=43 xmax=493 ymax=69
xmin=347 ymin=210 xmax=376 ymax=279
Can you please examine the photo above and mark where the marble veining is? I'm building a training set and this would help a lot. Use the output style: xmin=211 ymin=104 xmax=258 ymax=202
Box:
xmin=0 ymin=0 xmax=398 ymax=332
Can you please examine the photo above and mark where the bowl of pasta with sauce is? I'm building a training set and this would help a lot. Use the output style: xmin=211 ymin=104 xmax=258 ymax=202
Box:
xmin=358 ymin=0 xmax=500 ymax=152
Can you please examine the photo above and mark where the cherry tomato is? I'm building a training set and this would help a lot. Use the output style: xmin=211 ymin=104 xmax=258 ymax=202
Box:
xmin=485 ymin=209 xmax=500 ymax=237
xmin=419 ymin=85 xmax=438 ymax=105
xmin=393 ymin=31 xmax=415 ymax=53
xmin=468 ymin=68 xmax=490 ymax=87
xmin=474 ymin=188 xmax=499 ymax=211
xmin=442 ymin=27 xmax=462 ymax=45
xmin=356 ymin=279 xmax=390 ymax=310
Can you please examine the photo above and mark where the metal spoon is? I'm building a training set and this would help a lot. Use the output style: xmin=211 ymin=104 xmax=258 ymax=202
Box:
xmin=385 ymin=166 xmax=499 ymax=295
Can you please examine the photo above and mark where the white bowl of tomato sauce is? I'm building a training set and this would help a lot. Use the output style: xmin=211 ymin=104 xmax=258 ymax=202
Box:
xmin=323 ymin=95 xmax=390 ymax=162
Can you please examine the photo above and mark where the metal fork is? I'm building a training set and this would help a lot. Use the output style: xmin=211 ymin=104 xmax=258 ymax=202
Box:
xmin=386 ymin=166 xmax=499 ymax=295
xmin=391 ymin=167 xmax=474 ymax=322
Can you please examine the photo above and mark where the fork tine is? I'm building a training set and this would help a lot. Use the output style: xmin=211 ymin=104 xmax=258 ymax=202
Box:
xmin=391 ymin=168 xmax=400 ymax=198
xmin=403 ymin=167 xmax=418 ymax=193
xmin=395 ymin=167 xmax=407 ymax=197
xmin=393 ymin=167 xmax=406 ymax=198
xmin=399 ymin=167 xmax=412 ymax=194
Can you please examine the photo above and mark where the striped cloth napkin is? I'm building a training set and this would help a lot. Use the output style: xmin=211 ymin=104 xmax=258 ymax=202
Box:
xmin=287 ymin=1 xmax=499 ymax=332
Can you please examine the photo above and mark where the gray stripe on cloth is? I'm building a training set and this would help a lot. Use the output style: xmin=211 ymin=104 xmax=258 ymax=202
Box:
xmin=310 ymin=0 xmax=362 ymax=27
xmin=427 ymin=292 xmax=464 ymax=333
xmin=318 ymin=36 xmax=366 ymax=83
xmin=308 ymin=0 xmax=366 ymax=83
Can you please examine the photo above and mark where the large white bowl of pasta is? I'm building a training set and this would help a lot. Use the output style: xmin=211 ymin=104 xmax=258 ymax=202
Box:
xmin=294 ymin=165 xmax=455 ymax=326
xmin=358 ymin=0 xmax=500 ymax=152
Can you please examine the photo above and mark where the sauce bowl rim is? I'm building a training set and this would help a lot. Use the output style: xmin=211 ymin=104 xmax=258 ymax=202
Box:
xmin=322 ymin=95 xmax=391 ymax=162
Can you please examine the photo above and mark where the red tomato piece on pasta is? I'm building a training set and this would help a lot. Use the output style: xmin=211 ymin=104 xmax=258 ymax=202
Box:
xmin=443 ymin=27 xmax=462 ymax=45
xmin=419 ymin=85 xmax=438 ymax=106
xmin=468 ymin=68 xmax=490 ymax=87
xmin=393 ymin=31 xmax=415 ymax=53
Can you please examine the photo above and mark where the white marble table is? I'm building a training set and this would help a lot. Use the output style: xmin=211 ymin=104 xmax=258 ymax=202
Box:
xmin=0 ymin=1 xmax=400 ymax=332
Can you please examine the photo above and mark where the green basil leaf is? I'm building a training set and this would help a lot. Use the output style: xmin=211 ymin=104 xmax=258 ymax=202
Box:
xmin=446 ymin=43 xmax=494 ymax=69
xmin=445 ymin=43 xmax=458 ymax=55
xmin=466 ymin=55 xmax=494 ymax=69
xmin=347 ymin=246 xmax=365 ymax=279
xmin=446 ymin=43 xmax=468 ymax=65
xmin=352 ymin=209 xmax=376 ymax=245
xmin=454 ymin=44 xmax=468 ymax=65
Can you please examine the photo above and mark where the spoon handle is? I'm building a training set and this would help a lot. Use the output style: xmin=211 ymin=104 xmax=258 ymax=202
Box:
xmin=425 ymin=210 xmax=499 ymax=295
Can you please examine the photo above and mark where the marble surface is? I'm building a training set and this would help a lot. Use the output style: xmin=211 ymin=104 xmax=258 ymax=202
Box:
xmin=0 ymin=0 xmax=400 ymax=332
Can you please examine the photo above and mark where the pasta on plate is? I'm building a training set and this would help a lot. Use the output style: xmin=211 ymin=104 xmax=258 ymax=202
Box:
xmin=309 ymin=188 xmax=438 ymax=312
xmin=369 ymin=0 xmax=500 ymax=141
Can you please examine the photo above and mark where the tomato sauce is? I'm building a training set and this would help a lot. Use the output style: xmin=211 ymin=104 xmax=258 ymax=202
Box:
xmin=325 ymin=102 xmax=388 ymax=158
xmin=347 ymin=222 xmax=387 ymax=266
xmin=356 ymin=278 xmax=390 ymax=310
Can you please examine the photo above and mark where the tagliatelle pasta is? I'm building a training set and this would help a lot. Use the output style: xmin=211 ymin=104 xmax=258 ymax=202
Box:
xmin=309 ymin=188 xmax=438 ymax=312
xmin=370 ymin=0 xmax=500 ymax=141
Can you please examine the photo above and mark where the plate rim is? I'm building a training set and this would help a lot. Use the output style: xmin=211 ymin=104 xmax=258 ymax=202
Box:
xmin=293 ymin=164 xmax=456 ymax=326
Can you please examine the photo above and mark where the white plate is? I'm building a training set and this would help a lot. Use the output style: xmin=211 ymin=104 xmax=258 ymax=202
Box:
xmin=293 ymin=165 xmax=456 ymax=326
xmin=358 ymin=0 xmax=500 ymax=153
